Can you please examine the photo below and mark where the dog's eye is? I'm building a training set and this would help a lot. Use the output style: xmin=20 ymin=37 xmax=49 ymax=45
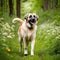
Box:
xmin=33 ymin=15 xmax=35 ymax=17
xmin=29 ymin=15 xmax=32 ymax=18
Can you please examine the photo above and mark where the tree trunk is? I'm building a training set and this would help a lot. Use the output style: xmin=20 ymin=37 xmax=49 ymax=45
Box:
xmin=54 ymin=0 xmax=58 ymax=8
xmin=9 ymin=0 xmax=13 ymax=16
xmin=0 ymin=0 xmax=4 ymax=17
xmin=16 ymin=0 xmax=21 ymax=18
xmin=44 ymin=0 xmax=49 ymax=11
xmin=0 ymin=0 xmax=4 ymax=7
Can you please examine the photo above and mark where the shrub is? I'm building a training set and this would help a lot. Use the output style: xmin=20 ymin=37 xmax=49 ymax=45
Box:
xmin=36 ymin=23 xmax=60 ymax=54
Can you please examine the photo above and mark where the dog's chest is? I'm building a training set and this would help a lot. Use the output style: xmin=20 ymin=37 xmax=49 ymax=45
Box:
xmin=25 ymin=30 xmax=34 ymax=41
xmin=27 ymin=30 xmax=33 ymax=37
xmin=21 ymin=22 xmax=37 ymax=39
xmin=24 ymin=29 xmax=33 ymax=38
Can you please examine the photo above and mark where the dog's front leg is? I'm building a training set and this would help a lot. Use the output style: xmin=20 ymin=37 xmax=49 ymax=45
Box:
xmin=23 ymin=38 xmax=28 ymax=56
xmin=31 ymin=39 xmax=35 ymax=56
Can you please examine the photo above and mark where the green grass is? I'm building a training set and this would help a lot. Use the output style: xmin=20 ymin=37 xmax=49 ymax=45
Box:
xmin=0 ymin=18 xmax=60 ymax=60
xmin=0 ymin=4 xmax=60 ymax=59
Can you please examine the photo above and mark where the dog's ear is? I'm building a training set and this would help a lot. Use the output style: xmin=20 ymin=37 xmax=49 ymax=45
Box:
xmin=24 ymin=14 xmax=28 ymax=20
xmin=36 ymin=15 xmax=39 ymax=20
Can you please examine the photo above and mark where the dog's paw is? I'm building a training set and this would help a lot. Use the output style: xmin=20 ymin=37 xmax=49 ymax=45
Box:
xmin=24 ymin=50 xmax=28 ymax=56
xmin=31 ymin=54 xmax=34 ymax=56
xmin=24 ymin=54 xmax=28 ymax=56
xmin=31 ymin=52 xmax=34 ymax=56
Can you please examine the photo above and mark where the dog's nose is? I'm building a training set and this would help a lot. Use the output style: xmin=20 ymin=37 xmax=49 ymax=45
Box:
xmin=32 ymin=19 xmax=35 ymax=21
xmin=32 ymin=19 xmax=35 ymax=22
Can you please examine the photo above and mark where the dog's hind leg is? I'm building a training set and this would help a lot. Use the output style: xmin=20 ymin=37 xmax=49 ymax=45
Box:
xmin=18 ymin=36 xmax=23 ymax=53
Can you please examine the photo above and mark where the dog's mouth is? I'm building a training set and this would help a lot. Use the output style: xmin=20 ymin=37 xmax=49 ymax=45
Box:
xmin=28 ymin=19 xmax=36 ymax=25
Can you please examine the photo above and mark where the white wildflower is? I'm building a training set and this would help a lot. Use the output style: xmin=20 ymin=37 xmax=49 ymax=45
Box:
xmin=7 ymin=35 xmax=12 ymax=38
xmin=12 ymin=25 xmax=15 ymax=27
xmin=2 ymin=32 xmax=8 ymax=36
xmin=47 ymin=30 xmax=50 ymax=33
xmin=5 ymin=23 xmax=10 ymax=28
xmin=40 ymin=24 xmax=47 ymax=28
xmin=10 ymin=27 xmax=14 ymax=31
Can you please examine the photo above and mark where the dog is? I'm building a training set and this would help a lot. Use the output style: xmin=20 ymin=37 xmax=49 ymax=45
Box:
xmin=12 ymin=13 xmax=39 ymax=56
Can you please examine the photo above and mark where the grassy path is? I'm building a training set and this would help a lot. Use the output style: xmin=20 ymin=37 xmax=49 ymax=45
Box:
xmin=0 ymin=23 xmax=60 ymax=60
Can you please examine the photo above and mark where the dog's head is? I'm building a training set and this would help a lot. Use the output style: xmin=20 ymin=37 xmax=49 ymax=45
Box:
xmin=24 ymin=13 xmax=39 ymax=26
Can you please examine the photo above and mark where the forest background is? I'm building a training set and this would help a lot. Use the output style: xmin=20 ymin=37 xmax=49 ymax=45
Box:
xmin=0 ymin=0 xmax=60 ymax=60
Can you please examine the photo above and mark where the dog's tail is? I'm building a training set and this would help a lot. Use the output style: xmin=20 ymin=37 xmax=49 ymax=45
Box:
xmin=12 ymin=18 xmax=23 ymax=25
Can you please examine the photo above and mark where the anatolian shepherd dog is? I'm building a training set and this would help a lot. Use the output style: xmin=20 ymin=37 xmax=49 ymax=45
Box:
xmin=12 ymin=13 xmax=39 ymax=56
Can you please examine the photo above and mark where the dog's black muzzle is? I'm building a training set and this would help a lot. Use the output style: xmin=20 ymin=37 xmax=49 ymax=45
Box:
xmin=32 ymin=19 xmax=36 ymax=23
xmin=28 ymin=18 xmax=36 ymax=25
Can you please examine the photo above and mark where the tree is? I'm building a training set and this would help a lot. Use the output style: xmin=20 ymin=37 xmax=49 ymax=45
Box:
xmin=51 ymin=0 xmax=58 ymax=9
xmin=9 ymin=0 xmax=13 ymax=16
xmin=16 ymin=0 xmax=21 ymax=18
xmin=43 ymin=0 xmax=49 ymax=11
xmin=54 ymin=0 xmax=58 ymax=8
xmin=0 ymin=0 xmax=4 ymax=17
xmin=0 ymin=0 xmax=4 ymax=7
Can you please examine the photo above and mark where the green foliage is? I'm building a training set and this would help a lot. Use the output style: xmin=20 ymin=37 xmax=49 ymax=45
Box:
xmin=0 ymin=18 xmax=15 ymax=40
xmin=37 ymin=9 xmax=60 ymax=26
xmin=0 ymin=0 xmax=60 ymax=60
xmin=36 ymin=23 xmax=60 ymax=54
xmin=0 ymin=18 xmax=15 ymax=60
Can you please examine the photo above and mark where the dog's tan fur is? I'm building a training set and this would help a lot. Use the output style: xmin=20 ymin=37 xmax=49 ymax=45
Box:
xmin=12 ymin=13 xmax=39 ymax=56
